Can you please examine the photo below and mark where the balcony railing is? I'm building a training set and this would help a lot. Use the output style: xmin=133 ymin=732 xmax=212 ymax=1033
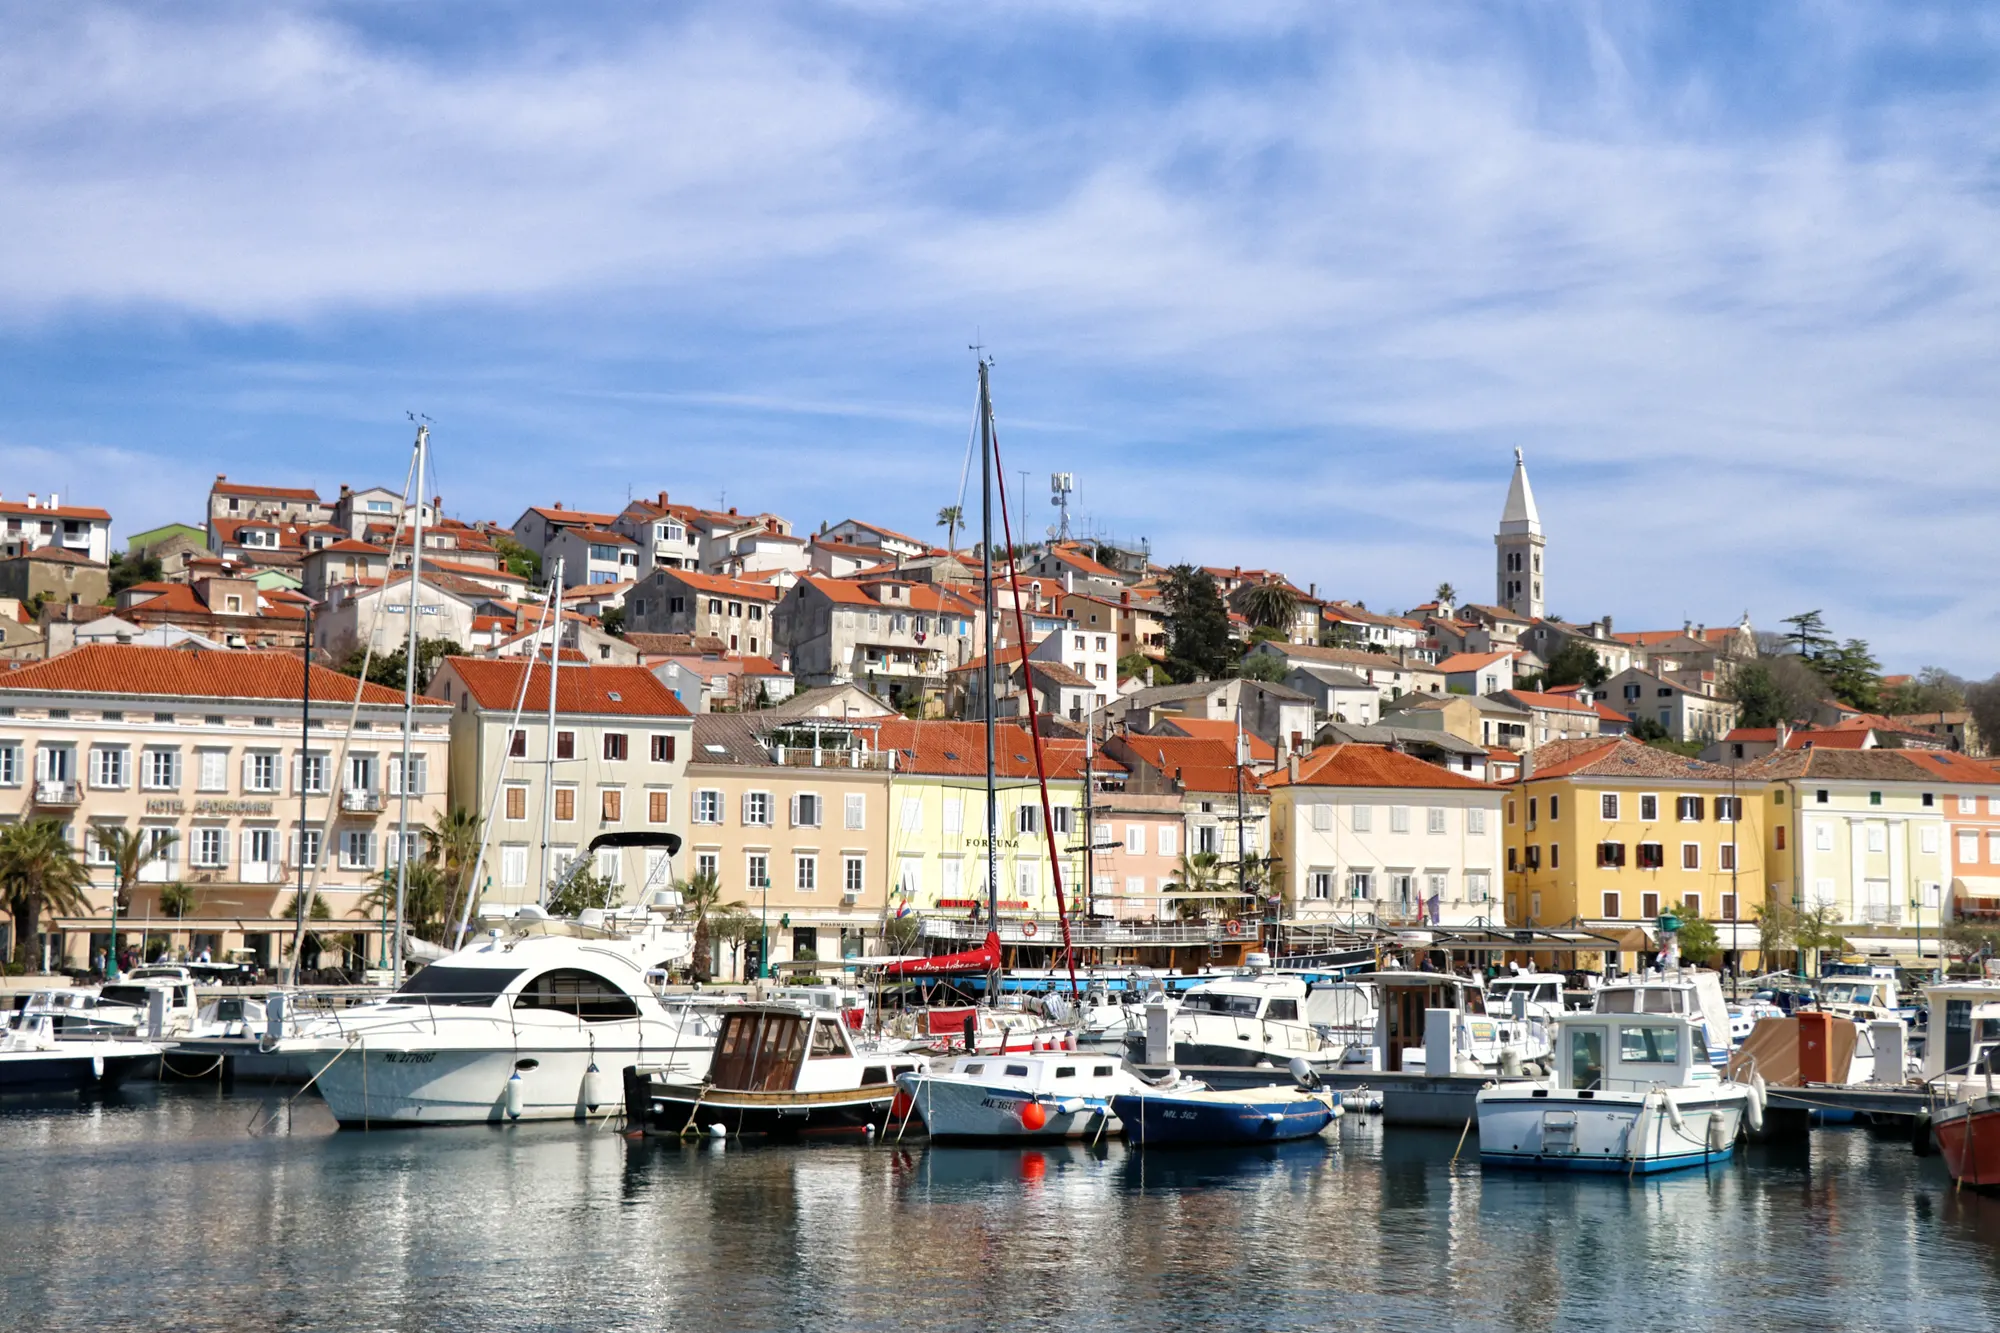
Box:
xmin=1861 ymin=903 xmax=1903 ymax=926
xmin=33 ymin=780 xmax=81 ymax=807
xmin=764 ymin=746 xmax=895 ymax=770
xmin=341 ymin=789 xmax=383 ymax=812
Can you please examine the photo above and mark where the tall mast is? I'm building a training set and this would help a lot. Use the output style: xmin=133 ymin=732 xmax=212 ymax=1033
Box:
xmin=979 ymin=358 xmax=999 ymax=1003
xmin=1083 ymin=705 xmax=1096 ymax=922
xmin=538 ymin=556 xmax=565 ymax=906
xmin=289 ymin=602 xmax=312 ymax=985
xmin=393 ymin=422 xmax=428 ymax=988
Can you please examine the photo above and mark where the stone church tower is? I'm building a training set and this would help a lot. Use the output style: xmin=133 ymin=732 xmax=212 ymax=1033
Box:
xmin=1495 ymin=447 xmax=1544 ymax=619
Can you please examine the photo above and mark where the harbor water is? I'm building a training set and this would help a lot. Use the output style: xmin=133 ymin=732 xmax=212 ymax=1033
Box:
xmin=3 ymin=1085 xmax=1997 ymax=1332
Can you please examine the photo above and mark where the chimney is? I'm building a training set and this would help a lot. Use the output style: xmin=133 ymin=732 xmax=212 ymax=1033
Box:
xmin=1288 ymin=752 xmax=1300 ymax=782
xmin=658 ymin=491 xmax=668 ymax=507
xmin=1120 ymin=590 xmax=1131 ymax=605
xmin=26 ymin=493 xmax=35 ymax=509
xmin=1308 ymin=582 xmax=1316 ymax=598
xmin=48 ymin=493 xmax=57 ymax=510
xmin=553 ymin=501 xmax=563 ymax=511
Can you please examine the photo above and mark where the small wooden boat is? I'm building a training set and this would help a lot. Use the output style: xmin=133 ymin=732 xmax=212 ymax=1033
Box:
xmin=627 ymin=1003 xmax=927 ymax=1138
xmin=1110 ymin=1084 xmax=1336 ymax=1146
xmin=1934 ymin=1092 xmax=2000 ymax=1189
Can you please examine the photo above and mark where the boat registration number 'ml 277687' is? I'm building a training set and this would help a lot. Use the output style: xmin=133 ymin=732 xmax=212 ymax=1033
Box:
xmin=382 ymin=1051 xmax=437 ymax=1064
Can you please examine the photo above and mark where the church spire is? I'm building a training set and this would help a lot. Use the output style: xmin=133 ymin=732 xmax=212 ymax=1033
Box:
xmin=1494 ymin=448 xmax=1546 ymax=619
xmin=1499 ymin=446 xmax=1541 ymax=536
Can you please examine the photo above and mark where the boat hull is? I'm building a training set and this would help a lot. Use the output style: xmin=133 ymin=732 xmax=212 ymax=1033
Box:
xmin=1476 ymin=1090 xmax=1745 ymax=1176
xmin=0 ymin=1044 xmax=158 ymax=1094
xmin=897 ymin=1074 xmax=1112 ymax=1142
xmin=301 ymin=1041 xmax=705 ymax=1126
xmin=1110 ymin=1090 xmax=1334 ymax=1146
xmin=632 ymin=1076 xmax=898 ymax=1138
xmin=1934 ymin=1096 xmax=2000 ymax=1190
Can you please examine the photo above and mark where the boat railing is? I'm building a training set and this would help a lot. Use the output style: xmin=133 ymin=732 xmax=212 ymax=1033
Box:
xmin=921 ymin=918 xmax=1225 ymax=946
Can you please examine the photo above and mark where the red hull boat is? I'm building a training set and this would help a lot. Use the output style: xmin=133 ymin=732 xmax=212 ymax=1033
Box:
xmin=1934 ymin=1094 xmax=2000 ymax=1190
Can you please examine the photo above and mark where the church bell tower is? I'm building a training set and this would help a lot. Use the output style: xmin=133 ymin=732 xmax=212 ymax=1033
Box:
xmin=1495 ymin=448 xmax=1544 ymax=619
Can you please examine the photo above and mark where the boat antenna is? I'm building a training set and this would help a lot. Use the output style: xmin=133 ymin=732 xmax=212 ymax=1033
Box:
xmin=987 ymin=385 xmax=1083 ymax=1008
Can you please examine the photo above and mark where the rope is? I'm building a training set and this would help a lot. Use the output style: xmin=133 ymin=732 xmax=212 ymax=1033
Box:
xmin=246 ymin=1037 xmax=357 ymax=1135
xmin=160 ymin=1053 xmax=225 ymax=1081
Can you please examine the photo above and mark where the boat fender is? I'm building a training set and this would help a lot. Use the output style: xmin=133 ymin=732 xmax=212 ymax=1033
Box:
xmin=1708 ymin=1110 xmax=1731 ymax=1151
xmin=1745 ymin=1074 xmax=1766 ymax=1134
xmin=1663 ymin=1092 xmax=1686 ymax=1134
xmin=92 ymin=1054 xmax=104 ymax=1081
xmin=583 ymin=1060 xmax=611 ymax=1113
xmin=889 ymin=1089 xmax=915 ymax=1122
xmin=1056 ymin=1097 xmax=1088 ymax=1116
xmin=709 ymin=1123 xmax=728 ymax=1138
xmin=505 ymin=1070 xmax=525 ymax=1120
xmin=1020 ymin=1100 xmax=1048 ymax=1131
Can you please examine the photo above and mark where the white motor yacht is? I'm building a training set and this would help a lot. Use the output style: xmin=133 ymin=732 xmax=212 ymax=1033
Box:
xmin=266 ymin=912 xmax=705 ymax=1125
xmin=0 ymin=1015 xmax=161 ymax=1094
xmin=1476 ymin=1011 xmax=1754 ymax=1175
xmin=1135 ymin=956 xmax=1338 ymax=1070
xmin=895 ymin=1048 xmax=1186 ymax=1141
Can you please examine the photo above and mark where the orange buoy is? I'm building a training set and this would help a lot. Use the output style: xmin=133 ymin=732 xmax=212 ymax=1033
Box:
xmin=890 ymin=1090 xmax=914 ymax=1122
xmin=1020 ymin=1100 xmax=1048 ymax=1131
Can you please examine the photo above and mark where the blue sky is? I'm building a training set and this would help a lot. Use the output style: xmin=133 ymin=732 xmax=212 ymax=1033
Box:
xmin=3 ymin=2 xmax=1999 ymax=670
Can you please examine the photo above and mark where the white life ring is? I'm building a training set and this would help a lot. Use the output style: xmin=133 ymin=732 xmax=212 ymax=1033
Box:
xmin=1226 ymin=920 xmax=1245 ymax=937
xmin=1021 ymin=921 xmax=1039 ymax=938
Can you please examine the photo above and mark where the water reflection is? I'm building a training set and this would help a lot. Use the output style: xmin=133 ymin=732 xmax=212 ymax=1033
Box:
xmin=1 ymin=1088 xmax=1997 ymax=1333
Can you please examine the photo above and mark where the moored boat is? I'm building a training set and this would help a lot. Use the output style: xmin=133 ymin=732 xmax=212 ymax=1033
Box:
xmin=0 ymin=1016 xmax=160 ymax=1095
xmin=1933 ymin=1092 xmax=2000 ymax=1189
xmin=895 ymin=1050 xmax=1183 ymax=1141
xmin=1111 ymin=1082 xmax=1337 ymax=1147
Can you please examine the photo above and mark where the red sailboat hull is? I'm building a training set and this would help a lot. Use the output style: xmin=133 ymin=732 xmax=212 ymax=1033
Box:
xmin=1935 ymin=1096 xmax=2000 ymax=1190
xmin=880 ymin=931 xmax=1001 ymax=978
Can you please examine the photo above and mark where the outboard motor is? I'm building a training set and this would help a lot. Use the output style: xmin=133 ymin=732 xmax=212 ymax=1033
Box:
xmin=1288 ymin=1056 xmax=1321 ymax=1091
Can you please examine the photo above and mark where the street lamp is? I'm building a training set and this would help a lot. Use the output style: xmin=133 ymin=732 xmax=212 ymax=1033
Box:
xmin=757 ymin=866 xmax=772 ymax=980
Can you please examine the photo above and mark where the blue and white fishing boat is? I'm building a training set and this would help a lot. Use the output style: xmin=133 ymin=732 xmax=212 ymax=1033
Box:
xmin=1475 ymin=1011 xmax=1756 ymax=1175
xmin=895 ymin=1046 xmax=1188 ymax=1141
xmin=1111 ymin=1063 xmax=1338 ymax=1147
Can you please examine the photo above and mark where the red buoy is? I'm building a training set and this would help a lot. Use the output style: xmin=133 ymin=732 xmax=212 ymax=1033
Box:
xmin=890 ymin=1090 xmax=914 ymax=1122
xmin=1019 ymin=1100 xmax=1048 ymax=1131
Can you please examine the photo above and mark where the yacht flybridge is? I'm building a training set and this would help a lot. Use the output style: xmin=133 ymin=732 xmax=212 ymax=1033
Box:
xmin=263 ymin=910 xmax=703 ymax=1125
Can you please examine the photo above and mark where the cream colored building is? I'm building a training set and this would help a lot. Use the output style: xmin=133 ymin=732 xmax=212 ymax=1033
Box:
xmin=0 ymin=644 xmax=449 ymax=972
xmin=432 ymin=657 xmax=694 ymax=909
xmin=1267 ymin=744 xmax=1503 ymax=928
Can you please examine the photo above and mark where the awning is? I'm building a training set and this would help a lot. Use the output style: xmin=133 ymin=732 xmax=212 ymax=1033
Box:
xmin=879 ymin=931 xmax=1001 ymax=978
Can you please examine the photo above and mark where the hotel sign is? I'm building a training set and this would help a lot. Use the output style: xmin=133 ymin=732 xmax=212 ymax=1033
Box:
xmin=145 ymin=799 xmax=275 ymax=816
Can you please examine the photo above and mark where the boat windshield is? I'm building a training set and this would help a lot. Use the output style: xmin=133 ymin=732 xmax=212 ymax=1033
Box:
xmin=391 ymin=966 xmax=524 ymax=1007
xmin=1822 ymin=983 xmax=1871 ymax=1005
xmin=1184 ymin=992 xmax=1261 ymax=1017
xmin=1618 ymin=1025 xmax=1680 ymax=1064
xmin=97 ymin=986 xmax=153 ymax=1008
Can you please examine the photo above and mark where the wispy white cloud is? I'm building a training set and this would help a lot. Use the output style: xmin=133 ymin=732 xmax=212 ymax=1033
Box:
xmin=4 ymin=2 xmax=2000 ymax=668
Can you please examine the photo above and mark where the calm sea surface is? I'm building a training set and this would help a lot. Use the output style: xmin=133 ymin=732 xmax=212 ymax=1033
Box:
xmin=1 ymin=1084 xmax=1997 ymax=1333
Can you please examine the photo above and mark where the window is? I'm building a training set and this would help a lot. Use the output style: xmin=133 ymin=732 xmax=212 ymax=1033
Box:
xmin=1715 ymin=797 xmax=1741 ymax=822
xmin=246 ymin=752 xmax=279 ymax=792
xmin=1636 ymin=842 xmax=1664 ymax=869
xmin=244 ymin=828 xmax=277 ymax=868
xmin=1988 ymin=831 xmax=2000 ymax=864
xmin=1507 ymin=847 xmax=1518 ymax=871
xmin=695 ymin=789 xmax=722 ymax=824
xmin=1960 ymin=831 xmax=1979 ymax=863
xmin=190 ymin=827 xmax=228 ymax=868
xmin=1158 ymin=826 xmax=1176 ymax=857
xmin=1468 ymin=807 xmax=1487 ymax=836
xmin=1052 ymin=806 xmax=1073 ymax=837
xmin=1867 ymin=824 xmax=1885 ymax=853
xmin=130 ymin=747 xmax=179 ymax=792
xmin=1347 ymin=871 xmax=1373 ymax=899
xmin=746 ymin=852 xmax=769 ymax=888
xmin=844 ymin=856 xmax=865 ymax=896
xmin=386 ymin=829 xmax=425 ymax=867
xmin=1549 ymin=795 xmax=1560 ymax=821
xmin=1506 ymin=800 xmax=1516 ymax=826
xmin=1681 ymin=843 xmax=1700 ymax=870
xmin=555 ymin=731 xmax=575 ymax=761
xmin=796 ymin=855 xmax=817 ymax=892
xmin=1126 ymin=824 xmax=1145 ymax=854
xmin=387 ymin=754 xmax=427 ymax=796
xmin=292 ymin=828 xmax=322 ymax=868
xmin=1308 ymin=870 xmax=1334 ymax=900
xmin=1467 ymin=870 xmax=1492 ymax=902
xmin=1677 ymin=796 xmax=1705 ymax=822
xmin=899 ymin=798 xmax=922 ymax=832
xmin=1775 ymin=825 xmax=1786 ymax=851
xmin=1197 ymin=824 xmax=1218 ymax=855
xmin=90 ymin=746 xmax=129 ymax=789
xmin=1620 ymin=1025 xmax=1679 ymax=1064
xmin=1639 ymin=794 xmax=1659 ymax=822
xmin=0 ymin=742 xmax=17 ymax=786
xmin=1549 ymin=844 xmax=1559 ymax=869
xmin=601 ymin=788 xmax=622 ymax=822
xmin=339 ymin=829 xmax=375 ymax=870
xmin=509 ymin=729 xmax=528 ymax=758
xmin=1017 ymin=805 xmax=1040 ymax=835
xmin=1427 ymin=807 xmax=1446 ymax=834
xmin=554 ymin=787 xmax=576 ymax=822
xmin=1598 ymin=841 xmax=1626 ymax=868
xmin=1815 ymin=789 xmax=1828 ymax=804
xmin=744 ymin=791 xmax=773 ymax=826
xmin=1017 ymin=864 xmax=1039 ymax=900
xmin=651 ymin=734 xmax=675 ymax=763
xmin=500 ymin=844 xmax=529 ymax=887
xmin=297 ymin=752 xmax=328 ymax=794
xmin=940 ymin=797 xmax=962 ymax=835
xmin=1719 ymin=844 xmax=1735 ymax=871
xmin=647 ymin=790 xmax=670 ymax=824
xmin=844 ymin=793 xmax=866 ymax=830
xmin=505 ymin=785 xmax=528 ymax=820
xmin=793 ymin=793 xmax=822 ymax=828
xmin=1869 ymin=791 xmax=1882 ymax=806
xmin=1920 ymin=826 xmax=1939 ymax=855
xmin=603 ymin=733 xmax=628 ymax=761
xmin=1309 ymin=803 xmax=1333 ymax=833
xmin=513 ymin=969 xmax=639 ymax=1022
xmin=1524 ymin=846 xmax=1540 ymax=870
xmin=1602 ymin=891 xmax=1622 ymax=918
xmin=346 ymin=753 xmax=378 ymax=795
xmin=1593 ymin=792 xmax=1617 ymax=821
xmin=1524 ymin=799 xmax=1536 ymax=829
xmin=1641 ymin=891 xmax=1660 ymax=919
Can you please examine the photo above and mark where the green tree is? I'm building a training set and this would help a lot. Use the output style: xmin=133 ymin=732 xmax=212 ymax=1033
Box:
xmin=546 ymin=867 xmax=620 ymax=919
xmin=1165 ymin=850 xmax=1227 ymax=923
xmin=599 ymin=604 xmax=626 ymax=636
xmin=881 ymin=912 xmax=922 ymax=955
xmin=1881 ymin=667 xmax=1965 ymax=717
xmin=676 ymin=869 xmax=744 ymax=983
xmin=1434 ymin=582 xmax=1457 ymax=607
xmin=1116 ymin=652 xmax=1157 ymax=686
xmin=1818 ymin=639 xmax=1881 ymax=711
xmin=1753 ymin=895 xmax=1797 ymax=970
xmin=364 ymin=857 xmax=452 ymax=945
xmin=494 ymin=535 xmax=541 ymax=582
xmin=157 ymin=881 xmax=198 ymax=919
xmin=343 ymin=636 xmax=463 ymax=693
xmin=1780 ymin=610 xmax=1837 ymax=661
xmin=1241 ymin=580 xmax=1299 ymax=634
xmin=107 ymin=549 xmax=163 ymax=596
xmin=1793 ymin=903 xmax=1848 ymax=979
xmin=1543 ymin=639 xmax=1609 ymax=689
xmin=1235 ymin=652 xmax=1289 ymax=683
xmin=1725 ymin=655 xmax=1825 ymax=728
xmin=936 ymin=505 xmax=964 ymax=553
xmin=711 ymin=907 xmax=762 ymax=980
xmin=93 ymin=825 xmax=179 ymax=915
xmin=1672 ymin=903 xmax=1720 ymax=967
xmin=1162 ymin=565 xmax=1233 ymax=682
xmin=0 ymin=819 xmax=92 ymax=970
xmin=279 ymin=891 xmax=333 ymax=923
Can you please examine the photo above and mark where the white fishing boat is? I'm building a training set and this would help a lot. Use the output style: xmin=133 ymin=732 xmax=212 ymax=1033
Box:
xmin=1591 ymin=969 xmax=1734 ymax=1064
xmin=1133 ymin=955 xmax=1340 ymax=1070
xmin=1476 ymin=1010 xmax=1756 ymax=1175
xmin=894 ymin=1048 xmax=1184 ymax=1141
xmin=265 ymin=911 xmax=708 ymax=1125
xmin=0 ymin=1016 xmax=161 ymax=1095
xmin=1355 ymin=970 xmax=1551 ymax=1074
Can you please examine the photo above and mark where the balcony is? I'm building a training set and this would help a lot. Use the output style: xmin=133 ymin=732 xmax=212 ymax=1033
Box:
xmin=765 ymin=746 xmax=894 ymax=770
xmin=1860 ymin=903 xmax=1903 ymax=926
xmin=32 ymin=780 xmax=81 ymax=807
xmin=341 ymin=789 xmax=383 ymax=813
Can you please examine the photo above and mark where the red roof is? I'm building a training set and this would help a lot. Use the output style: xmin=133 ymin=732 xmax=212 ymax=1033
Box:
xmin=1498 ymin=689 xmax=1599 ymax=715
xmin=1899 ymin=750 xmax=2000 ymax=784
xmin=1116 ymin=734 xmax=1262 ymax=794
xmin=1155 ymin=717 xmax=1277 ymax=763
xmin=1265 ymin=744 xmax=1491 ymax=790
xmin=872 ymin=720 xmax=1117 ymax=779
xmin=317 ymin=539 xmax=387 ymax=555
xmin=1435 ymin=651 xmax=1511 ymax=673
xmin=1044 ymin=543 xmax=1119 ymax=580
xmin=211 ymin=479 xmax=321 ymax=503
xmin=659 ymin=570 xmax=782 ymax=601
xmin=802 ymin=577 xmax=977 ymax=615
xmin=523 ymin=505 xmax=618 ymax=527
xmin=0 ymin=645 xmax=419 ymax=705
xmin=440 ymin=658 xmax=690 ymax=718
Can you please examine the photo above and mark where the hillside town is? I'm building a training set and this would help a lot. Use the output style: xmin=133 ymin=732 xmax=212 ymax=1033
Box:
xmin=0 ymin=448 xmax=1992 ymax=985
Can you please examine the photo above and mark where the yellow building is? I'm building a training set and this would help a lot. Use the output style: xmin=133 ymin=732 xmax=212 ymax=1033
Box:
xmin=1503 ymin=736 xmax=1766 ymax=970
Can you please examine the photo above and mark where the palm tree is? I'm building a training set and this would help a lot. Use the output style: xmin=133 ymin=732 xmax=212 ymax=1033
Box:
xmin=426 ymin=807 xmax=483 ymax=933
xmin=0 ymin=819 xmax=92 ymax=970
xmin=94 ymin=825 xmax=179 ymax=915
xmin=158 ymin=881 xmax=199 ymax=919
xmin=1241 ymin=580 xmax=1300 ymax=633
xmin=1434 ymin=582 xmax=1457 ymax=607
xmin=365 ymin=858 xmax=450 ymax=946
xmin=936 ymin=505 xmax=964 ymax=554
xmin=677 ymin=869 xmax=743 ymax=983
xmin=1166 ymin=850 xmax=1225 ymax=924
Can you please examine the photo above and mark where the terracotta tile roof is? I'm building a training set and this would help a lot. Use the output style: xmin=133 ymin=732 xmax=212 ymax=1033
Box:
xmin=1044 ymin=543 xmax=1119 ymax=580
xmin=1897 ymin=750 xmax=2000 ymax=785
xmin=806 ymin=537 xmax=885 ymax=559
xmin=872 ymin=719 xmax=1118 ymax=779
xmin=441 ymin=657 xmax=691 ymax=718
xmin=800 ymin=576 xmax=977 ymax=615
xmin=210 ymin=480 xmax=320 ymax=502
xmin=1525 ymin=736 xmax=1739 ymax=782
xmin=658 ymin=569 xmax=783 ymax=601
xmin=1026 ymin=660 xmax=1093 ymax=690
xmin=1436 ymin=651 xmax=1511 ymax=673
xmin=1783 ymin=729 xmax=1872 ymax=750
xmin=834 ymin=518 xmax=925 ymax=547
xmin=523 ymin=505 xmax=619 ymax=527
xmin=0 ymin=644 xmax=420 ymax=705
xmin=3 ymin=546 xmax=102 ymax=567
xmin=625 ymin=632 xmax=727 ymax=656
xmin=422 ymin=557 xmax=517 ymax=580
xmin=1264 ymin=743 xmax=1491 ymax=791
xmin=1495 ymin=689 xmax=1599 ymax=715
xmin=1257 ymin=642 xmax=1405 ymax=671
xmin=1116 ymin=734 xmax=1263 ymax=795
xmin=317 ymin=539 xmax=387 ymax=556
xmin=1153 ymin=717 xmax=1277 ymax=763
xmin=567 ymin=527 xmax=637 ymax=546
